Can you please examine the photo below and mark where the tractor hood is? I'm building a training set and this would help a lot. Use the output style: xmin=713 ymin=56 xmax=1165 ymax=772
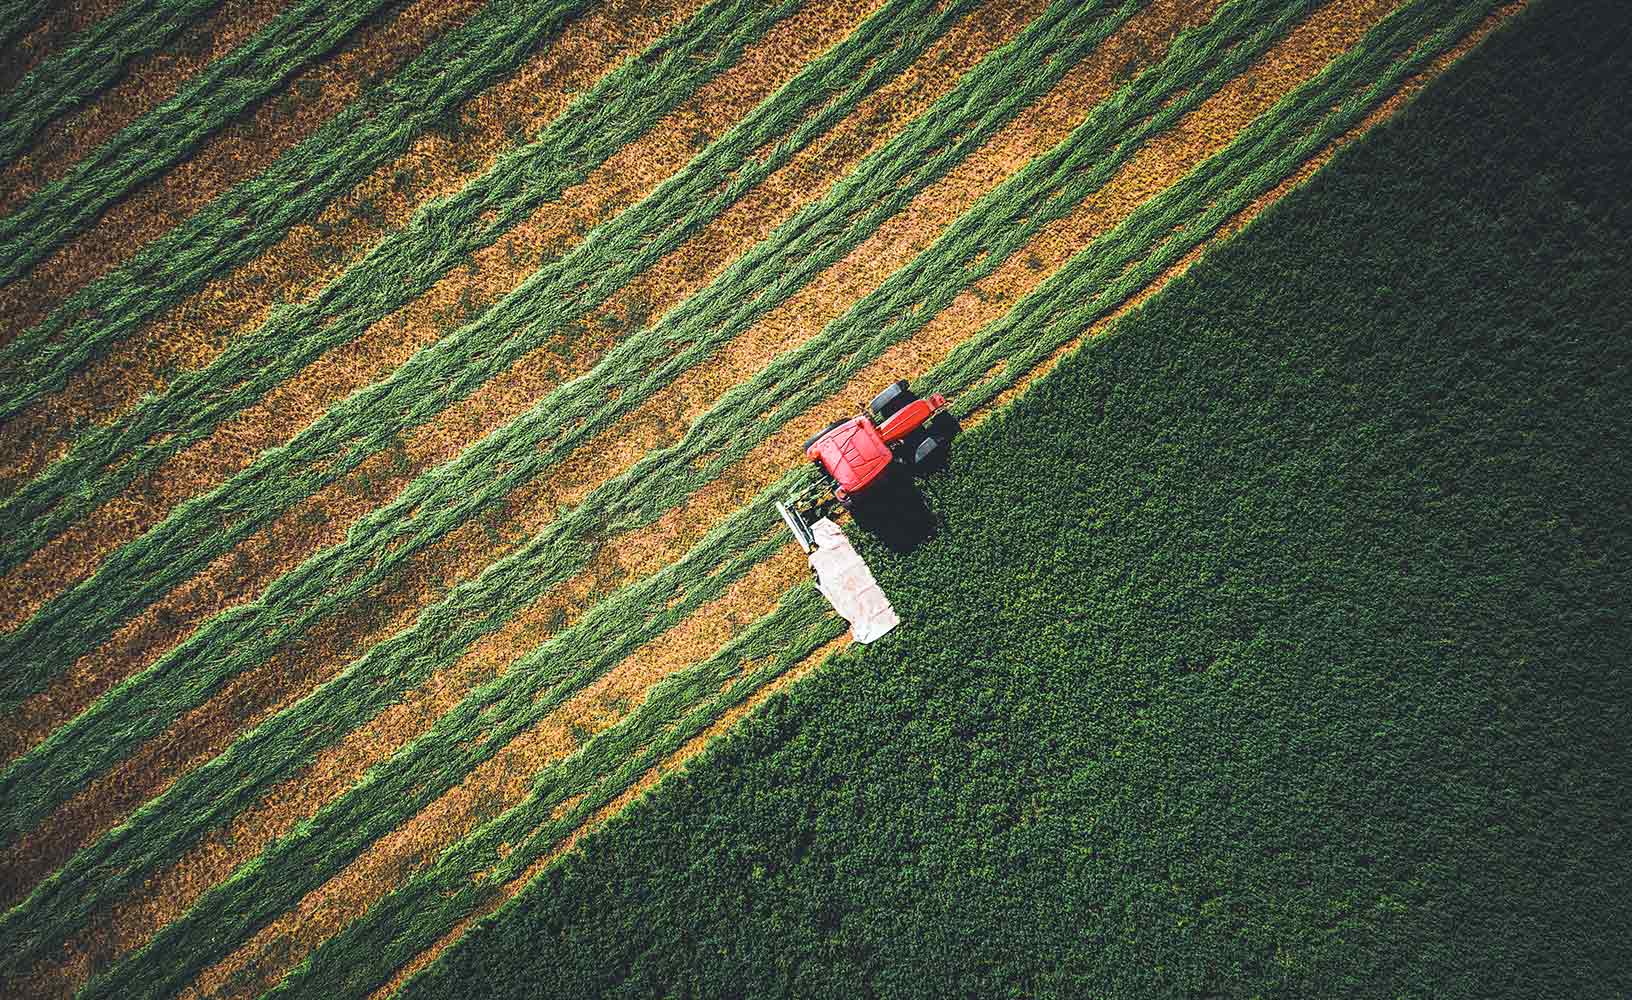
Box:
xmin=807 ymin=417 xmax=891 ymax=494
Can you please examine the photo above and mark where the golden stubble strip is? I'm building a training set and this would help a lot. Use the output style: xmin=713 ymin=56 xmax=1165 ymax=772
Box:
xmin=0 ymin=0 xmax=126 ymax=92
xmin=0 ymin=0 xmax=295 ymax=217
xmin=0 ymin=0 xmax=1013 ymax=775
xmin=0 ymin=0 xmax=895 ymax=928
xmin=0 ymin=0 xmax=484 ymax=342
xmin=0 ymin=0 xmax=694 ymax=490
xmin=184 ymin=545 xmax=811 ymax=1000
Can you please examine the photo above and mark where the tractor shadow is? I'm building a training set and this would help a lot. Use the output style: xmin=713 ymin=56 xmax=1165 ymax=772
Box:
xmin=849 ymin=412 xmax=961 ymax=554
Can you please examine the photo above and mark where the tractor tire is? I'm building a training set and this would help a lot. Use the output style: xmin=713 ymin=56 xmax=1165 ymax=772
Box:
xmin=913 ymin=435 xmax=943 ymax=467
xmin=872 ymin=380 xmax=915 ymax=419
xmin=803 ymin=419 xmax=848 ymax=453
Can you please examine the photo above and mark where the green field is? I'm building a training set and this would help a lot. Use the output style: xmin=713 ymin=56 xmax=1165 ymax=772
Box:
xmin=401 ymin=3 xmax=1632 ymax=995
xmin=1 ymin=0 xmax=1626 ymax=997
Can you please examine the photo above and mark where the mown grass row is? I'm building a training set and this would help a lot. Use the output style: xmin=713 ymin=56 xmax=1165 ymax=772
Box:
xmin=0 ymin=0 xmax=804 ymax=583
xmin=0 ymin=0 xmax=1025 ymax=966
xmin=8 ymin=0 xmax=1330 ymax=986
xmin=0 ymin=0 xmax=405 ymax=287
xmin=92 ymin=584 xmax=843 ymax=1000
xmin=0 ymin=0 xmax=52 ymax=53
xmin=0 ymin=0 xmax=593 ymax=420
xmin=0 ymin=0 xmax=223 ymax=166
xmin=0 ymin=0 xmax=962 ymax=706
xmin=0 ymin=0 xmax=1128 ymax=847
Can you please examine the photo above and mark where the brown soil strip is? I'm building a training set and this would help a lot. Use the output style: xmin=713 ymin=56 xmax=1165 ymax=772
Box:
xmin=0 ymin=0 xmax=484 ymax=343
xmin=0 ymin=0 xmax=696 ymax=490
xmin=0 ymin=0 xmax=295 ymax=217
xmin=0 ymin=0 xmax=126 ymax=93
xmin=0 ymin=0 xmax=895 ymax=933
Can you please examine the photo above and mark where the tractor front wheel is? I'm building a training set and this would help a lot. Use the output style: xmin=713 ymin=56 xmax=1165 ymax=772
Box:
xmin=871 ymin=380 xmax=916 ymax=419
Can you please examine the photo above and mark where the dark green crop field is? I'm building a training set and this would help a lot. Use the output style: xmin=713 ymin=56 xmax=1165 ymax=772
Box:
xmin=405 ymin=2 xmax=1632 ymax=996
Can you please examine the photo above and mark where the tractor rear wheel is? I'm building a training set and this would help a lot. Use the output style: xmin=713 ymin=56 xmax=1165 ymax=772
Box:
xmin=913 ymin=435 xmax=943 ymax=467
xmin=871 ymin=380 xmax=915 ymax=419
xmin=803 ymin=419 xmax=848 ymax=453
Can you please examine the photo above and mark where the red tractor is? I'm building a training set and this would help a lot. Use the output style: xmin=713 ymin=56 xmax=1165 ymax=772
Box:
xmin=776 ymin=380 xmax=949 ymax=552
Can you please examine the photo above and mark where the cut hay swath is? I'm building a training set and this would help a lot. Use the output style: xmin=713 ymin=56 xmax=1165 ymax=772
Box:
xmin=0 ymin=0 xmax=1520 ymax=996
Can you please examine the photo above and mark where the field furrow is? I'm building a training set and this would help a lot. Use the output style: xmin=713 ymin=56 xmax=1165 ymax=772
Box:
xmin=0 ymin=0 xmax=238 ymax=177
xmin=0 ymin=0 xmax=292 ymax=216
xmin=0 ymin=0 xmax=410 ymax=290
xmin=0 ymin=0 xmax=127 ymax=92
xmin=0 ymin=0 xmax=833 ymax=883
xmin=0 ymin=0 xmax=593 ymax=423
xmin=0 ymin=0 xmax=1052 ymax=972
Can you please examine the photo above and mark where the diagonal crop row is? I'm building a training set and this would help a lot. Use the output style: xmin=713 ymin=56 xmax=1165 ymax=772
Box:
xmin=0 ymin=0 xmax=224 ymax=167
xmin=0 ymin=0 xmax=52 ymax=56
xmin=0 ymin=0 xmax=811 ymax=582
xmin=88 ymin=583 xmax=842 ymax=1000
xmin=0 ymin=0 xmax=403 ymax=287
xmin=307 ymin=9 xmax=1514 ymax=995
xmin=0 ymin=0 xmax=1015 ymax=948
xmin=0 ymin=0 xmax=593 ymax=420
xmin=0 ymin=0 xmax=1114 ymax=835
xmin=3 ymin=0 xmax=1321 ymax=982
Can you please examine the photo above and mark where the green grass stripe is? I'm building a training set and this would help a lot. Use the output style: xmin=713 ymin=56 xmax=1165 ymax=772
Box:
xmin=0 ymin=0 xmax=1005 ymax=960
xmin=0 ymin=0 xmax=816 ymax=582
xmin=0 ymin=0 xmax=1117 ymax=832
xmin=0 ymin=0 xmax=403 ymax=288
xmin=215 ymin=586 xmax=840 ymax=1000
xmin=0 ymin=0 xmax=51 ymax=53
xmin=79 ymin=525 xmax=816 ymax=991
xmin=0 ymin=0 xmax=224 ymax=167
xmin=0 ymin=0 xmax=592 ymax=421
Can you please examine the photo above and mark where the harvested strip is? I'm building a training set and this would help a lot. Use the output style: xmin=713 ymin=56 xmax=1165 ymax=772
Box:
xmin=0 ymin=0 xmax=292 ymax=217
xmin=0 ymin=0 xmax=997 ymax=970
xmin=0 ymin=0 xmax=885 ymax=903
xmin=0 ymin=0 xmax=124 ymax=91
xmin=0 ymin=0 xmax=473 ymax=338
xmin=0 ymin=0 xmax=227 ymax=168
xmin=0 ymin=0 xmax=592 ymax=424
xmin=0 ymin=0 xmax=1006 ymax=837
xmin=0 ymin=0 xmax=698 ymax=579
xmin=93 ymin=585 xmax=843 ymax=1000
xmin=0 ymin=0 xmax=404 ymax=289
